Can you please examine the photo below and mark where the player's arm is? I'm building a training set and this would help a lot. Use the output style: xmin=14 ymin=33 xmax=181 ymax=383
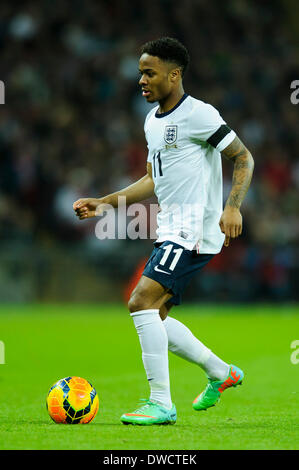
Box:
xmin=73 ymin=163 xmax=155 ymax=219
xmin=220 ymin=136 xmax=254 ymax=247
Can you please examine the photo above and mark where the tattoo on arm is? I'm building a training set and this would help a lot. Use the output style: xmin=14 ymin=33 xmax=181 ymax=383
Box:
xmin=221 ymin=136 xmax=254 ymax=209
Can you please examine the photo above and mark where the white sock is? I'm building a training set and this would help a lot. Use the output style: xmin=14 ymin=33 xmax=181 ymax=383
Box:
xmin=163 ymin=316 xmax=230 ymax=381
xmin=131 ymin=309 xmax=172 ymax=409
xmin=204 ymin=351 xmax=230 ymax=381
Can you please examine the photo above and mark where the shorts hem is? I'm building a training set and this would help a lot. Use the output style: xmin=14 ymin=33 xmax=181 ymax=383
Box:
xmin=142 ymin=272 xmax=177 ymax=296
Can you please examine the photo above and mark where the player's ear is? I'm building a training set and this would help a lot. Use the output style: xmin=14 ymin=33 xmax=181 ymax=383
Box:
xmin=170 ymin=67 xmax=181 ymax=82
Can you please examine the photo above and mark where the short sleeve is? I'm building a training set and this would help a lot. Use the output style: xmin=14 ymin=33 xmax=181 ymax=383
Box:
xmin=189 ymin=102 xmax=236 ymax=151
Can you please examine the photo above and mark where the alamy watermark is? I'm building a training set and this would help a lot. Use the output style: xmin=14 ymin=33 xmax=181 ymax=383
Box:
xmin=290 ymin=340 xmax=299 ymax=365
xmin=290 ymin=80 xmax=299 ymax=105
xmin=94 ymin=197 xmax=203 ymax=241
xmin=0 ymin=81 xmax=5 ymax=104
xmin=0 ymin=341 xmax=5 ymax=364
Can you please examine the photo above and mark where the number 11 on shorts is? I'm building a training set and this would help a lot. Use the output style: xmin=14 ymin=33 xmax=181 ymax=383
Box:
xmin=160 ymin=244 xmax=183 ymax=271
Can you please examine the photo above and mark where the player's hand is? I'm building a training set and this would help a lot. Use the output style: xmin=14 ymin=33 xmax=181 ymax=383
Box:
xmin=219 ymin=207 xmax=242 ymax=247
xmin=73 ymin=198 xmax=106 ymax=220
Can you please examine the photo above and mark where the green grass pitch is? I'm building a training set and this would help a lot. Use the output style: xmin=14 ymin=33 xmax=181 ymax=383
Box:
xmin=0 ymin=303 xmax=298 ymax=450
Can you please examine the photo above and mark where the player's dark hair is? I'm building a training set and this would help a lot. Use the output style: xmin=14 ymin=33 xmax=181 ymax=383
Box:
xmin=140 ymin=37 xmax=190 ymax=77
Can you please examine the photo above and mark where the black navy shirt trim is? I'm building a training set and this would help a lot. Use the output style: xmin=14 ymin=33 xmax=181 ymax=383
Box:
xmin=155 ymin=93 xmax=189 ymax=118
xmin=207 ymin=124 xmax=231 ymax=148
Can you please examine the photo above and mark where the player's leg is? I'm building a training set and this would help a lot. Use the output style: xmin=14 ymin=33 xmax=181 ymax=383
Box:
xmin=128 ymin=275 xmax=172 ymax=410
xmin=160 ymin=302 xmax=244 ymax=411
xmin=128 ymin=274 xmax=173 ymax=313
xmin=159 ymin=300 xmax=173 ymax=320
xmin=121 ymin=275 xmax=176 ymax=425
xmin=160 ymin=301 xmax=229 ymax=379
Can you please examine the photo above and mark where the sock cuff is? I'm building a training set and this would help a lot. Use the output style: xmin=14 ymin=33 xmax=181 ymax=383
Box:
xmin=130 ymin=309 xmax=159 ymax=318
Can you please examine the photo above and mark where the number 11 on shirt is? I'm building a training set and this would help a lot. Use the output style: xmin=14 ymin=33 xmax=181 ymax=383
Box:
xmin=153 ymin=151 xmax=163 ymax=177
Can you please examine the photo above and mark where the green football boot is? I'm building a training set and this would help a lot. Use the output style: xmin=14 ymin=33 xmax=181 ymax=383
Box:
xmin=121 ymin=399 xmax=177 ymax=425
xmin=193 ymin=364 xmax=244 ymax=411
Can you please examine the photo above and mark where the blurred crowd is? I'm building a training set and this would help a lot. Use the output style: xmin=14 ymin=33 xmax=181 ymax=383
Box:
xmin=0 ymin=0 xmax=298 ymax=302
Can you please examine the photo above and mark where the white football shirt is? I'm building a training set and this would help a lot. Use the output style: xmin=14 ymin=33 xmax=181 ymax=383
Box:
xmin=145 ymin=94 xmax=236 ymax=253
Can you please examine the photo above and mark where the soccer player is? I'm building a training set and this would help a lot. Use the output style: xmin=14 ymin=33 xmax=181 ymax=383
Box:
xmin=73 ymin=37 xmax=254 ymax=426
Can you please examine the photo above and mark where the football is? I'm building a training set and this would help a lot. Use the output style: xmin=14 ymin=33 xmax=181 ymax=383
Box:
xmin=46 ymin=376 xmax=99 ymax=424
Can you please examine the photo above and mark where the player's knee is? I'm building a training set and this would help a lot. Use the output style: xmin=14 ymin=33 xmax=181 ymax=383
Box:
xmin=128 ymin=292 xmax=149 ymax=313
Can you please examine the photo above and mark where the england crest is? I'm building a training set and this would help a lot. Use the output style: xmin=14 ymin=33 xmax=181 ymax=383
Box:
xmin=164 ymin=125 xmax=178 ymax=144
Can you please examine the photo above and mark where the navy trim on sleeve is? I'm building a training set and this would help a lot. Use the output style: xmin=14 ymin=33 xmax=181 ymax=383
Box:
xmin=207 ymin=124 xmax=231 ymax=148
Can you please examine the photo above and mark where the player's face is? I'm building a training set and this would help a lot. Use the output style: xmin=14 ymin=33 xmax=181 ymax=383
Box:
xmin=138 ymin=53 xmax=175 ymax=103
